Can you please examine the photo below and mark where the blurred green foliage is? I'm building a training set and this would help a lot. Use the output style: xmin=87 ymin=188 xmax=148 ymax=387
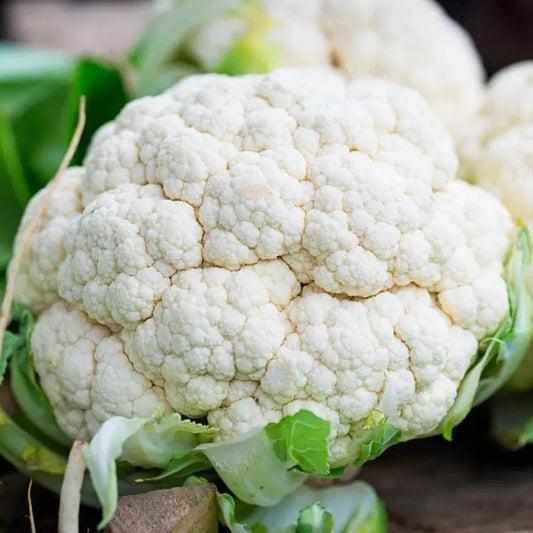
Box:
xmin=129 ymin=0 xmax=279 ymax=97
xmin=0 ymin=43 xmax=128 ymax=292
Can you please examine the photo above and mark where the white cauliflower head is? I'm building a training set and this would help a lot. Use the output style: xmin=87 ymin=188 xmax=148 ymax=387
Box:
xmin=16 ymin=68 xmax=513 ymax=466
xmin=165 ymin=0 xmax=484 ymax=134
xmin=460 ymin=62 xmax=533 ymax=234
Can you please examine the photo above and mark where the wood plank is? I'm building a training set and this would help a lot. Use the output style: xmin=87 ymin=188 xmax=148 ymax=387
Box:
xmin=360 ymin=433 xmax=533 ymax=533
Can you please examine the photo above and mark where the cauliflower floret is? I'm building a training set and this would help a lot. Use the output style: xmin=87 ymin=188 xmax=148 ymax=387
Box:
xmin=20 ymin=68 xmax=514 ymax=465
xmin=251 ymin=284 xmax=477 ymax=459
xmin=199 ymin=150 xmax=313 ymax=268
xmin=14 ymin=167 xmax=84 ymax=311
xmin=472 ymin=125 xmax=533 ymax=232
xmin=460 ymin=62 xmax=533 ymax=233
xmin=86 ymin=70 xmax=475 ymax=304
xmin=461 ymin=62 xmax=533 ymax=152
xmin=123 ymin=260 xmax=300 ymax=416
xmin=31 ymin=301 xmax=169 ymax=440
xmin=162 ymin=0 xmax=483 ymax=133
xmin=58 ymin=183 xmax=202 ymax=329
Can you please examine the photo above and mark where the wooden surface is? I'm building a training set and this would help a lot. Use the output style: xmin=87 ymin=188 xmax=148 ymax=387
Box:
xmin=361 ymin=434 xmax=533 ymax=532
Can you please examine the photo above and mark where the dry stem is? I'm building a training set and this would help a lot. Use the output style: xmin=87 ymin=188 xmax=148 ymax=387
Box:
xmin=0 ymin=96 xmax=86 ymax=353
xmin=27 ymin=479 xmax=36 ymax=533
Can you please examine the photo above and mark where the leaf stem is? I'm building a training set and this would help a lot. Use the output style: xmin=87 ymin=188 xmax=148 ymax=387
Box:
xmin=58 ymin=440 xmax=88 ymax=533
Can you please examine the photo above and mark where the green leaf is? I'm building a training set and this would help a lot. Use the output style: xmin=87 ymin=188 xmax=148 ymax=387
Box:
xmin=0 ymin=45 xmax=127 ymax=280
xmin=121 ymin=412 xmax=217 ymax=469
xmin=504 ymin=345 xmax=533 ymax=391
xmin=87 ymin=410 xmax=332 ymax=526
xmin=215 ymin=489 xmax=252 ymax=533
xmin=0 ymin=109 xmax=28 ymax=268
xmin=0 ymin=43 xmax=72 ymax=85
xmin=492 ymin=393 xmax=533 ymax=449
xmin=0 ymin=408 xmax=67 ymax=478
xmin=353 ymin=411 xmax=401 ymax=466
xmin=131 ymin=0 xmax=247 ymax=96
xmin=217 ymin=480 xmax=387 ymax=533
xmin=0 ymin=304 xmax=34 ymax=385
xmin=296 ymin=504 xmax=334 ymax=533
xmin=66 ymin=59 xmax=128 ymax=165
xmin=138 ymin=450 xmax=212 ymax=484
xmin=0 ymin=405 xmax=111 ymax=509
xmin=135 ymin=63 xmax=202 ymax=98
xmin=85 ymin=416 xmax=150 ymax=529
xmin=475 ymin=229 xmax=533 ymax=402
xmin=0 ymin=44 xmax=73 ymax=125
xmin=199 ymin=426 xmax=307 ymax=507
xmin=0 ymin=109 xmax=30 ymax=207
xmin=440 ymin=229 xmax=533 ymax=440
xmin=13 ymin=57 xmax=126 ymax=191
xmin=264 ymin=410 xmax=331 ymax=476
xmin=343 ymin=493 xmax=387 ymax=533
xmin=215 ymin=2 xmax=284 ymax=76
xmin=0 ymin=332 xmax=23 ymax=384
xmin=199 ymin=410 xmax=331 ymax=507
xmin=10 ymin=346 xmax=72 ymax=450
xmin=131 ymin=0 xmax=286 ymax=95
xmin=86 ymin=411 xmax=216 ymax=528
xmin=5 ymin=70 xmax=73 ymax=192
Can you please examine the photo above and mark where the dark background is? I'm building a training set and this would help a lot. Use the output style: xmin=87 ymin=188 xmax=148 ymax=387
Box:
xmin=438 ymin=0 xmax=533 ymax=75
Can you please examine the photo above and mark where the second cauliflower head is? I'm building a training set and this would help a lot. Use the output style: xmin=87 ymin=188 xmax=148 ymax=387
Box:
xmin=16 ymin=68 xmax=513 ymax=467
xmin=460 ymin=62 xmax=533 ymax=236
xmin=459 ymin=62 xmax=533 ymax=391
xmin=147 ymin=0 xmax=484 ymax=134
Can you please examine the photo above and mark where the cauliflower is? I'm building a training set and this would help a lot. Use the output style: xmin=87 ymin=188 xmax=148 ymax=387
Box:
xmin=13 ymin=68 xmax=519 ymax=470
xmin=141 ymin=0 xmax=484 ymax=133
xmin=460 ymin=62 xmax=533 ymax=234
xmin=458 ymin=62 xmax=533 ymax=399
xmin=13 ymin=167 xmax=84 ymax=312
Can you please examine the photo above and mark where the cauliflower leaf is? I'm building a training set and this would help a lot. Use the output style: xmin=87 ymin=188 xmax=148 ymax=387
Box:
xmin=85 ymin=417 xmax=147 ymax=528
xmin=264 ymin=410 xmax=331 ymax=476
xmin=440 ymin=228 xmax=533 ymax=439
xmin=492 ymin=393 xmax=533 ymax=450
xmin=0 ymin=304 xmax=33 ymax=382
xmin=10 ymin=345 xmax=71 ymax=449
xmin=353 ymin=412 xmax=402 ymax=467
xmin=85 ymin=410 xmax=329 ymax=527
xmin=211 ymin=476 xmax=387 ymax=533
xmin=131 ymin=0 xmax=247 ymax=96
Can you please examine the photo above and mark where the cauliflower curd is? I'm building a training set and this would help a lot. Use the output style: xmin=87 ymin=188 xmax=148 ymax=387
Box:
xmin=15 ymin=68 xmax=513 ymax=466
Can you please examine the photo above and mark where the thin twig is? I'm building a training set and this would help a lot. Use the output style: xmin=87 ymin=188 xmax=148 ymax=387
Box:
xmin=58 ymin=440 xmax=89 ymax=533
xmin=27 ymin=479 xmax=36 ymax=533
xmin=0 ymin=97 xmax=86 ymax=351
